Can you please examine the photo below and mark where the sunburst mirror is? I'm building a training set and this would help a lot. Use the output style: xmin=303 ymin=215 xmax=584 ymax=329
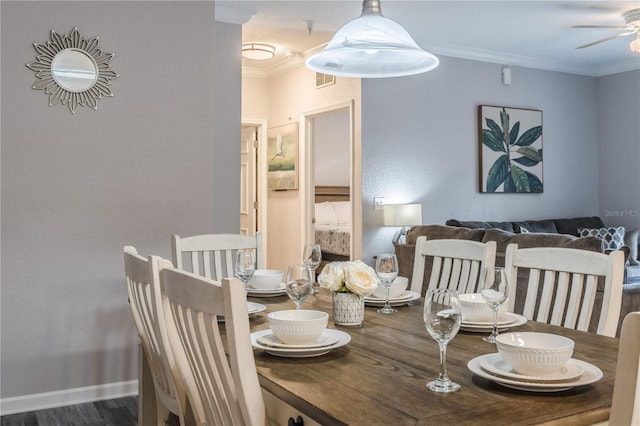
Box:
xmin=27 ymin=28 xmax=119 ymax=114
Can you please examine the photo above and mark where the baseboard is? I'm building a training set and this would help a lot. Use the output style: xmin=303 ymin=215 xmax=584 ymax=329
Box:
xmin=0 ymin=380 xmax=138 ymax=416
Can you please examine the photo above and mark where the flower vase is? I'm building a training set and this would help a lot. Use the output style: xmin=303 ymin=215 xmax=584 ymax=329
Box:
xmin=332 ymin=292 xmax=365 ymax=326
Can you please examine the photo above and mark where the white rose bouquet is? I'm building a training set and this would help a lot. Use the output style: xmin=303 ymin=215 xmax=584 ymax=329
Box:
xmin=317 ymin=260 xmax=379 ymax=297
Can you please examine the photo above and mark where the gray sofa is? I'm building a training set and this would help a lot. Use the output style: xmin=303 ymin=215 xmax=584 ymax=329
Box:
xmin=394 ymin=219 xmax=639 ymax=337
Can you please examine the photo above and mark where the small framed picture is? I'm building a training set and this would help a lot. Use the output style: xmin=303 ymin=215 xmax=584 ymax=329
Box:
xmin=267 ymin=122 xmax=298 ymax=190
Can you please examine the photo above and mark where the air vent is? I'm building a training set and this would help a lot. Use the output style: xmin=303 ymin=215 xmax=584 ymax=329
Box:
xmin=315 ymin=72 xmax=335 ymax=89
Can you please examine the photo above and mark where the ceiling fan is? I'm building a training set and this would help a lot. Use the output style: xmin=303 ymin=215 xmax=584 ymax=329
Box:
xmin=573 ymin=8 xmax=640 ymax=52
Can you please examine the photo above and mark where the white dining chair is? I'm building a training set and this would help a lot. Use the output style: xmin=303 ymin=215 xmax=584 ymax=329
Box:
xmin=171 ymin=233 xmax=263 ymax=280
xmin=608 ymin=311 xmax=640 ymax=426
xmin=123 ymin=246 xmax=192 ymax=426
xmin=158 ymin=257 xmax=267 ymax=426
xmin=410 ymin=236 xmax=497 ymax=296
xmin=504 ymin=244 xmax=625 ymax=337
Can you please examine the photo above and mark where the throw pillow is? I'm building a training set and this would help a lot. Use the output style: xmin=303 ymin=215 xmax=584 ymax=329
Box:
xmin=624 ymin=228 xmax=639 ymax=266
xmin=577 ymin=226 xmax=625 ymax=251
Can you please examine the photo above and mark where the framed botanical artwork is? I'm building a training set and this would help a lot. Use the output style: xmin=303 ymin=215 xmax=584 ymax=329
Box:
xmin=478 ymin=105 xmax=543 ymax=193
xmin=267 ymin=122 xmax=299 ymax=190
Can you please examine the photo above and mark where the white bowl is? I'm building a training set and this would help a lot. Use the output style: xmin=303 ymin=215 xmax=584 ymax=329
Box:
xmin=459 ymin=293 xmax=508 ymax=322
xmin=495 ymin=332 xmax=574 ymax=376
xmin=267 ymin=310 xmax=329 ymax=345
xmin=372 ymin=276 xmax=408 ymax=299
xmin=248 ymin=269 xmax=283 ymax=290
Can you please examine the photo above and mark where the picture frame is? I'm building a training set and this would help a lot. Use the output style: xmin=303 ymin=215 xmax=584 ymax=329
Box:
xmin=478 ymin=105 xmax=543 ymax=193
xmin=268 ymin=122 xmax=299 ymax=190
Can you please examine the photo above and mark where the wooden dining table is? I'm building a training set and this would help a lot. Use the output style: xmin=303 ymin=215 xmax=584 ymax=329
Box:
xmin=248 ymin=289 xmax=619 ymax=426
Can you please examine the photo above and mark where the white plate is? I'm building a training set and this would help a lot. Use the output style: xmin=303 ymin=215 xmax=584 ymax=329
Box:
xmin=218 ymin=302 xmax=266 ymax=322
xmin=462 ymin=315 xmax=516 ymax=327
xmin=247 ymin=283 xmax=287 ymax=297
xmin=251 ymin=329 xmax=351 ymax=358
xmin=247 ymin=302 xmax=267 ymax=315
xmin=468 ymin=354 xmax=602 ymax=392
xmin=256 ymin=330 xmax=339 ymax=349
xmin=480 ymin=352 xmax=584 ymax=382
xmin=460 ymin=313 xmax=527 ymax=332
xmin=364 ymin=290 xmax=420 ymax=307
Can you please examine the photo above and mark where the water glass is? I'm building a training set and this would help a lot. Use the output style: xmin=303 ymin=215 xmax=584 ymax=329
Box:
xmin=424 ymin=288 xmax=462 ymax=393
xmin=480 ymin=266 xmax=509 ymax=343
xmin=285 ymin=264 xmax=313 ymax=309
xmin=376 ymin=253 xmax=399 ymax=314
xmin=303 ymin=244 xmax=322 ymax=294
xmin=234 ymin=249 xmax=255 ymax=290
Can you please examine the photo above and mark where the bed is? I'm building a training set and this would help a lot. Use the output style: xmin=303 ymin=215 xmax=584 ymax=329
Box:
xmin=314 ymin=186 xmax=351 ymax=264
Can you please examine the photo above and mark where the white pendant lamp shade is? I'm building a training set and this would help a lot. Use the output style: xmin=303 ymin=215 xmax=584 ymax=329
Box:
xmin=306 ymin=0 xmax=439 ymax=78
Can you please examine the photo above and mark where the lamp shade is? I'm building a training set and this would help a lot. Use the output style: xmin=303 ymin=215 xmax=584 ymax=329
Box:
xmin=305 ymin=0 xmax=439 ymax=78
xmin=383 ymin=204 xmax=422 ymax=227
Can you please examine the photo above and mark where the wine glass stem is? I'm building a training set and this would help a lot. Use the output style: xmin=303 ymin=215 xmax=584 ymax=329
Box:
xmin=438 ymin=342 xmax=450 ymax=383
xmin=491 ymin=308 xmax=498 ymax=337
xmin=384 ymin=282 xmax=391 ymax=309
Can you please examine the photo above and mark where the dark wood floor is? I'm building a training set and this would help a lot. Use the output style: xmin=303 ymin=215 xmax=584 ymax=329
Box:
xmin=0 ymin=396 xmax=137 ymax=426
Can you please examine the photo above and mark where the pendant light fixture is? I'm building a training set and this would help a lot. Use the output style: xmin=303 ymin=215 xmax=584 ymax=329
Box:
xmin=306 ymin=0 xmax=439 ymax=78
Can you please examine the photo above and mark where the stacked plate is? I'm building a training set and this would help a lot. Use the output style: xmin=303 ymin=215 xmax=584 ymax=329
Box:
xmin=460 ymin=312 xmax=527 ymax=332
xmin=251 ymin=329 xmax=351 ymax=357
xmin=468 ymin=353 xmax=603 ymax=392
xmin=364 ymin=290 xmax=420 ymax=307
xmin=246 ymin=282 xmax=287 ymax=297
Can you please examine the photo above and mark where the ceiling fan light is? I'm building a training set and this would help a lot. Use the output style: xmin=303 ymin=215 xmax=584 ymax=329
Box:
xmin=630 ymin=36 xmax=640 ymax=53
xmin=305 ymin=0 xmax=439 ymax=78
xmin=242 ymin=43 xmax=276 ymax=60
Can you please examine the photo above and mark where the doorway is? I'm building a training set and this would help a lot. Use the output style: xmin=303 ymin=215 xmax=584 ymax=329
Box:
xmin=303 ymin=101 xmax=360 ymax=263
xmin=240 ymin=119 xmax=268 ymax=263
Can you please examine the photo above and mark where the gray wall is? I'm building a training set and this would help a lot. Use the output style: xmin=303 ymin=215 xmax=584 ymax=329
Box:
xmin=597 ymin=70 xmax=640 ymax=231
xmin=361 ymin=56 xmax=610 ymax=262
xmin=1 ymin=0 xmax=240 ymax=399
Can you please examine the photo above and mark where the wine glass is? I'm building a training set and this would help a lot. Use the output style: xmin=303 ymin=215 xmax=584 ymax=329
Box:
xmin=302 ymin=244 xmax=322 ymax=294
xmin=285 ymin=264 xmax=313 ymax=309
xmin=375 ymin=253 xmax=399 ymax=314
xmin=424 ymin=288 xmax=462 ymax=393
xmin=233 ymin=249 xmax=255 ymax=291
xmin=480 ymin=266 xmax=510 ymax=343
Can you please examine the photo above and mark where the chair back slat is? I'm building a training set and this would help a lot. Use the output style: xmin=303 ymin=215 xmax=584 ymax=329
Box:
xmin=504 ymin=244 xmax=624 ymax=337
xmin=172 ymin=233 xmax=264 ymax=281
xmin=411 ymin=237 xmax=497 ymax=296
xmin=123 ymin=247 xmax=188 ymax=425
xmin=160 ymin=261 xmax=265 ymax=426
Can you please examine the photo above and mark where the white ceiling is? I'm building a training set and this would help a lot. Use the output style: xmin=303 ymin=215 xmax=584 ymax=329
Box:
xmin=217 ymin=0 xmax=640 ymax=78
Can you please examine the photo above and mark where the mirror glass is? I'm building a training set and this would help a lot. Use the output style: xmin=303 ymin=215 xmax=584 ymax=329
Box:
xmin=51 ymin=49 xmax=97 ymax=92
xmin=27 ymin=28 xmax=119 ymax=114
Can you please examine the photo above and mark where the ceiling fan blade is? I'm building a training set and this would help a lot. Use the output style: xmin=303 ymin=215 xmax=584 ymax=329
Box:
xmin=572 ymin=25 xmax=630 ymax=29
xmin=576 ymin=30 xmax=637 ymax=49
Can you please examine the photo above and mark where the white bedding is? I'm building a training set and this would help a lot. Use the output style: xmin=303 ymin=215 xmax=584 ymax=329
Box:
xmin=315 ymin=202 xmax=351 ymax=257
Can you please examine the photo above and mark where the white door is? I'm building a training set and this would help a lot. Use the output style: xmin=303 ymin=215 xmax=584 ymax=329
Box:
xmin=240 ymin=125 xmax=258 ymax=235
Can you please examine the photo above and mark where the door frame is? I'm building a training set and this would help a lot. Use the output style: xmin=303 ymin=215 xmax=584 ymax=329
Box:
xmin=241 ymin=118 xmax=269 ymax=264
xmin=301 ymin=100 xmax=361 ymax=261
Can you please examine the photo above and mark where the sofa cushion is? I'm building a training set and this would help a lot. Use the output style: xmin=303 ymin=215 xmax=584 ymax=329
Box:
xmin=553 ymin=216 xmax=605 ymax=236
xmin=482 ymin=228 xmax=603 ymax=267
xmin=577 ymin=226 xmax=625 ymax=251
xmin=512 ymin=220 xmax=557 ymax=234
xmin=406 ymin=224 xmax=485 ymax=245
xmin=446 ymin=219 xmax=515 ymax=233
